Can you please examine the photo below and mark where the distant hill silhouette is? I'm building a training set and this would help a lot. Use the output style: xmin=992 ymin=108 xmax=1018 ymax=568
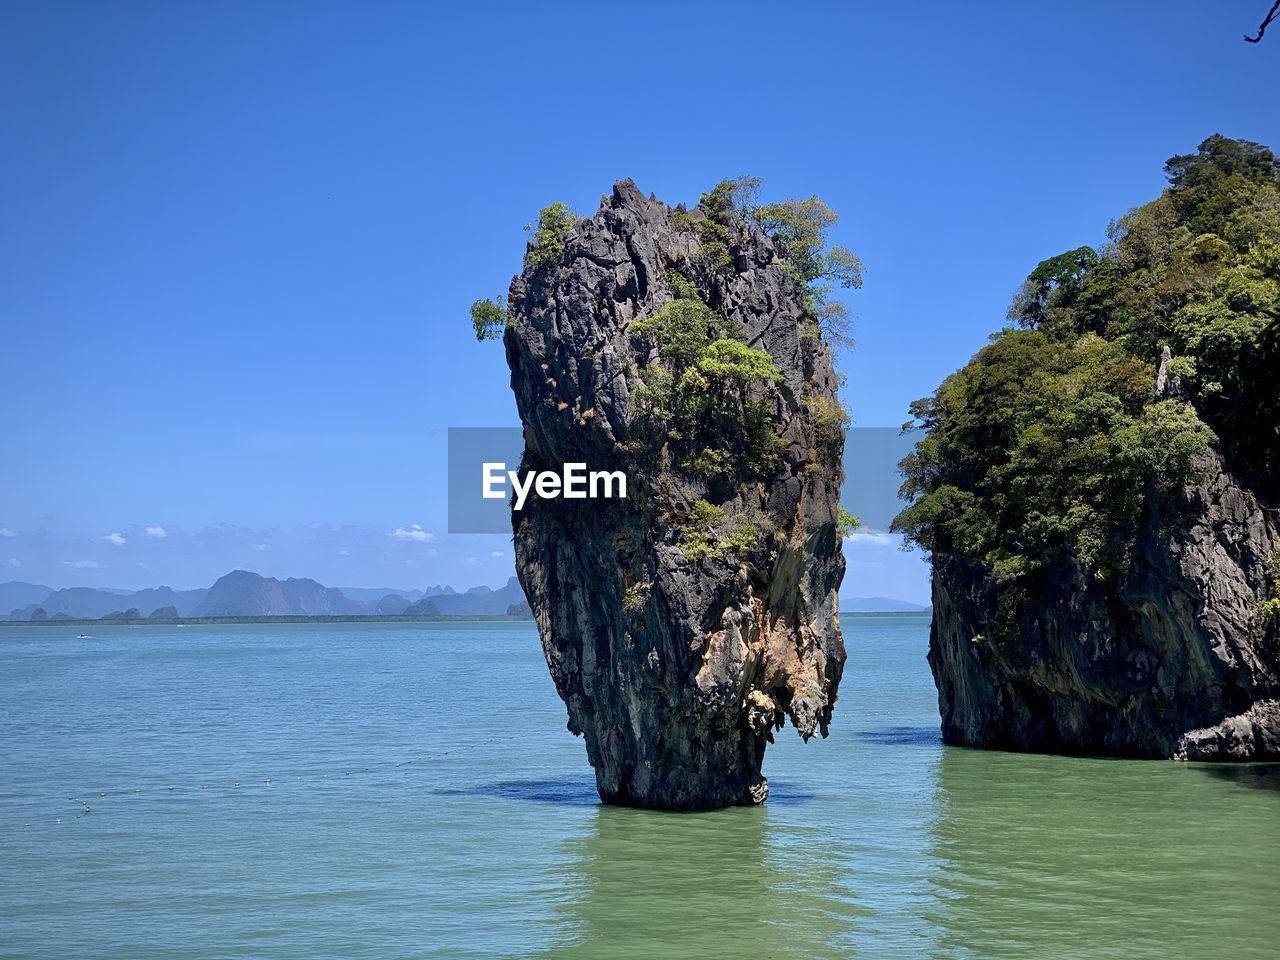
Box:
xmin=839 ymin=596 xmax=930 ymax=613
xmin=428 ymin=577 xmax=525 ymax=616
xmin=101 ymin=608 xmax=143 ymax=621
xmin=337 ymin=584 xmax=455 ymax=606
xmin=0 ymin=581 xmax=53 ymax=613
xmin=9 ymin=585 xmax=207 ymax=621
xmin=194 ymin=571 xmax=362 ymax=617
xmin=373 ymin=594 xmax=412 ymax=615
xmin=4 ymin=571 xmax=535 ymax=620
xmin=402 ymin=597 xmax=441 ymax=616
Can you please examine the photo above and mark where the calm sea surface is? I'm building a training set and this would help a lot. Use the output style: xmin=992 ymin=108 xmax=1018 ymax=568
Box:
xmin=1 ymin=616 xmax=1276 ymax=959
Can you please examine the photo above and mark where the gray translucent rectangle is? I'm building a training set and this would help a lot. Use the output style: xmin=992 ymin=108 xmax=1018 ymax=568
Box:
xmin=447 ymin=426 xmax=921 ymax=534
xmin=842 ymin=427 xmax=922 ymax=531
xmin=447 ymin=427 xmax=524 ymax=534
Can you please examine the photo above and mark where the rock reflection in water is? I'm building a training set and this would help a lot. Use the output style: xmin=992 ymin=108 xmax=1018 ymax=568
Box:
xmin=532 ymin=804 xmax=862 ymax=959
xmin=922 ymin=748 xmax=1280 ymax=960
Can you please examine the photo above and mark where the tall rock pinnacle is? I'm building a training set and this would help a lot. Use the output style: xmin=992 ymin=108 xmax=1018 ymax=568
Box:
xmin=504 ymin=180 xmax=848 ymax=809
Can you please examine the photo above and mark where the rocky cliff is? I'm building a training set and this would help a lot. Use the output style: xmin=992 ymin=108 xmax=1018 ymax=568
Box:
xmin=504 ymin=181 xmax=847 ymax=809
xmin=928 ymin=355 xmax=1280 ymax=760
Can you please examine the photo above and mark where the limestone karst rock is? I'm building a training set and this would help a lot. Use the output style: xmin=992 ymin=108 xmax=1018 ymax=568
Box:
xmin=927 ymin=352 xmax=1280 ymax=760
xmin=504 ymin=181 xmax=847 ymax=809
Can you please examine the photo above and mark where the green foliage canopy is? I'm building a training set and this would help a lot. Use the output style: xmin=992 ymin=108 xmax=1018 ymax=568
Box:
xmin=678 ymin=499 xmax=764 ymax=562
xmin=836 ymin=507 xmax=860 ymax=538
xmin=630 ymin=297 xmax=716 ymax=364
xmin=1004 ymin=134 xmax=1279 ymax=495
xmin=526 ymin=201 xmax=577 ymax=268
xmin=895 ymin=135 xmax=1278 ymax=635
xmin=680 ymin=177 xmax=862 ymax=348
xmin=695 ymin=338 xmax=783 ymax=387
xmin=630 ymin=271 xmax=788 ymax=480
xmin=470 ymin=297 xmax=506 ymax=342
xmin=894 ymin=331 xmax=1214 ymax=587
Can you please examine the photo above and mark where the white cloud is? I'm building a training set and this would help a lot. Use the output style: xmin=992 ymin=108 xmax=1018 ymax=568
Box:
xmin=463 ymin=556 xmax=481 ymax=564
xmin=844 ymin=527 xmax=896 ymax=546
xmin=251 ymin=543 xmax=270 ymax=551
xmin=64 ymin=559 xmax=99 ymax=569
xmin=0 ymin=528 xmax=16 ymax=538
xmin=144 ymin=526 xmax=168 ymax=539
xmin=337 ymin=549 xmax=351 ymax=557
xmin=389 ymin=523 xmax=435 ymax=543
xmin=103 ymin=531 xmax=127 ymax=546
xmin=6 ymin=558 xmax=20 ymax=568
xmin=490 ymin=550 xmax=505 ymax=558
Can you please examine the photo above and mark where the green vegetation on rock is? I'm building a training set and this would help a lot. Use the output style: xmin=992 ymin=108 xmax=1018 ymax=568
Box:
xmin=630 ymin=276 xmax=721 ymax=362
xmin=1005 ymin=134 xmax=1279 ymax=495
xmin=679 ymin=177 xmax=863 ymax=347
xmin=754 ymin=196 xmax=863 ymax=348
xmin=677 ymin=499 xmax=765 ymax=562
xmin=836 ymin=506 xmax=860 ymax=538
xmin=470 ymin=296 xmax=506 ymax=341
xmin=1263 ymin=551 xmax=1280 ymax=620
xmin=894 ymin=135 xmax=1278 ymax=632
xmin=526 ymin=201 xmax=577 ymax=268
xmin=630 ymin=271 xmax=786 ymax=480
xmin=469 ymin=201 xmax=576 ymax=341
xmin=695 ymin=338 xmax=782 ymax=386
xmin=895 ymin=331 xmax=1213 ymax=587
xmin=806 ymin=392 xmax=850 ymax=458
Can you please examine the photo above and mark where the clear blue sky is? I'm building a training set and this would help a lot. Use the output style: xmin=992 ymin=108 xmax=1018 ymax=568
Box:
xmin=1 ymin=1 xmax=1276 ymax=597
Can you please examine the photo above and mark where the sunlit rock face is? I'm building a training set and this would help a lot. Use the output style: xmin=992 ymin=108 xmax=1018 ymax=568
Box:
xmin=504 ymin=181 xmax=846 ymax=809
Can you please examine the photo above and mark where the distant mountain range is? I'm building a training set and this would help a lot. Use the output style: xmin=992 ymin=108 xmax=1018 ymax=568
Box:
xmin=3 ymin=573 xmax=927 ymax=621
xmin=3 ymin=571 xmax=531 ymax=621
xmin=839 ymin=596 xmax=930 ymax=613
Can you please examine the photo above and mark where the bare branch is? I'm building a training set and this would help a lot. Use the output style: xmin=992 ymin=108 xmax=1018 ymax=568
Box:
xmin=1245 ymin=0 xmax=1280 ymax=42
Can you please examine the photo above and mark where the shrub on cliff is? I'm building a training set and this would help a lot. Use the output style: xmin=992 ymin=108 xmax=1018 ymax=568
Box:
xmin=470 ymin=297 xmax=506 ymax=341
xmin=630 ymin=270 xmax=787 ymax=480
xmin=836 ymin=507 xmax=860 ymax=538
xmin=470 ymin=201 xmax=576 ymax=338
xmin=525 ymin=201 xmax=577 ymax=268
xmin=677 ymin=499 xmax=766 ymax=562
xmin=680 ymin=177 xmax=863 ymax=348
xmin=630 ymin=280 xmax=719 ymax=362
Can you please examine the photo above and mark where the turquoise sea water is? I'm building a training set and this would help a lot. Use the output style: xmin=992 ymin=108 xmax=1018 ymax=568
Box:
xmin=1 ymin=616 xmax=1277 ymax=959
